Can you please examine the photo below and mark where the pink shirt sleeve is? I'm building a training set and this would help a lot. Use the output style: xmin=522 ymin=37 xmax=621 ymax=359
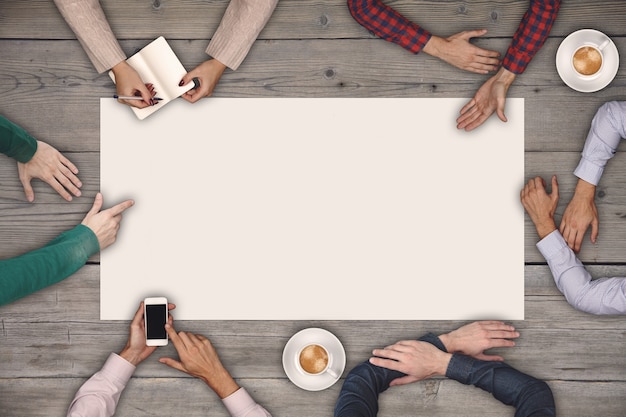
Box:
xmin=67 ymin=353 xmax=135 ymax=417
xmin=221 ymin=387 xmax=273 ymax=417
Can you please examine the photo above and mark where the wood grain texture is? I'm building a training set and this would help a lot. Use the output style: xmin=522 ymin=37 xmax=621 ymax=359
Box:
xmin=1 ymin=0 xmax=626 ymax=416
xmin=3 ymin=0 xmax=626 ymax=41
xmin=1 ymin=38 xmax=624 ymax=155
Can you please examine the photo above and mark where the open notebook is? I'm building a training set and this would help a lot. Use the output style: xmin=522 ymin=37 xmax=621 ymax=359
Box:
xmin=109 ymin=36 xmax=193 ymax=120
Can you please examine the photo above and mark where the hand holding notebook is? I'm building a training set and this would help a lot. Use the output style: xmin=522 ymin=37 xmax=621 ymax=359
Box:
xmin=109 ymin=37 xmax=194 ymax=120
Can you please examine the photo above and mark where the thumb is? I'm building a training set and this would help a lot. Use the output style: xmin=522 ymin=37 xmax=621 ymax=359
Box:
xmin=159 ymin=357 xmax=186 ymax=373
xmin=135 ymin=83 xmax=153 ymax=106
xmin=462 ymin=29 xmax=487 ymax=40
xmin=474 ymin=353 xmax=504 ymax=362
xmin=496 ymin=99 xmax=508 ymax=123
xmin=88 ymin=193 xmax=104 ymax=217
xmin=551 ymin=175 xmax=559 ymax=202
xmin=389 ymin=375 xmax=420 ymax=386
xmin=20 ymin=175 xmax=35 ymax=202
xmin=590 ymin=217 xmax=599 ymax=243
xmin=179 ymin=70 xmax=197 ymax=88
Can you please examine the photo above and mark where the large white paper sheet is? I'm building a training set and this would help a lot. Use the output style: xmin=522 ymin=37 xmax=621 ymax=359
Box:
xmin=101 ymin=98 xmax=524 ymax=320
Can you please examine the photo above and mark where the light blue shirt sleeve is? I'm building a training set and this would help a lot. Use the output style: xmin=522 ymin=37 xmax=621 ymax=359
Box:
xmin=536 ymin=230 xmax=626 ymax=315
xmin=573 ymin=101 xmax=626 ymax=186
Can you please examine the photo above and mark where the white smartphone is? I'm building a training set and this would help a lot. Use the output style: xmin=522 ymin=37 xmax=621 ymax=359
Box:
xmin=144 ymin=297 xmax=168 ymax=346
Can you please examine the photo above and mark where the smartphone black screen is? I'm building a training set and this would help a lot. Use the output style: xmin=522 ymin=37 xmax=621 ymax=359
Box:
xmin=146 ymin=304 xmax=167 ymax=339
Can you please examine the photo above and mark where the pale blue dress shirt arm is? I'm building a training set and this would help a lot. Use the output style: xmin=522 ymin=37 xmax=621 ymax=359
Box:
xmin=574 ymin=101 xmax=626 ymax=185
xmin=536 ymin=230 xmax=626 ymax=315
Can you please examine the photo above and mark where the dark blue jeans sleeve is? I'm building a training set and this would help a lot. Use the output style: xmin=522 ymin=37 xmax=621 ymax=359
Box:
xmin=334 ymin=333 xmax=555 ymax=417
xmin=334 ymin=333 xmax=444 ymax=417
xmin=446 ymin=354 xmax=555 ymax=417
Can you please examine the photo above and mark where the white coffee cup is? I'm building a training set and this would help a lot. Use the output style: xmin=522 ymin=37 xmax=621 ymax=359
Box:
xmin=571 ymin=39 xmax=610 ymax=78
xmin=297 ymin=343 xmax=339 ymax=378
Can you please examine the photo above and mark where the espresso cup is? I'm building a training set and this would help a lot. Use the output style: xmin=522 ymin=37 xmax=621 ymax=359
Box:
xmin=571 ymin=39 xmax=610 ymax=77
xmin=297 ymin=343 xmax=338 ymax=378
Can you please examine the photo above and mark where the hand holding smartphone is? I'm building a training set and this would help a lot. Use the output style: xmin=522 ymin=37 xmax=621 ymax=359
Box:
xmin=144 ymin=297 xmax=168 ymax=346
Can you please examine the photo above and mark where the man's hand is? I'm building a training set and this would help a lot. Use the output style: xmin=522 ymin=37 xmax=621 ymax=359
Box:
xmin=17 ymin=140 xmax=82 ymax=202
xmin=179 ymin=59 xmax=227 ymax=103
xmin=159 ymin=324 xmax=240 ymax=399
xmin=457 ymin=67 xmax=516 ymax=131
xmin=111 ymin=61 xmax=157 ymax=108
xmin=423 ymin=30 xmax=500 ymax=74
xmin=80 ymin=193 xmax=134 ymax=250
xmin=369 ymin=340 xmax=452 ymax=387
xmin=521 ymin=176 xmax=559 ymax=239
xmin=119 ymin=302 xmax=175 ymax=366
xmin=560 ymin=179 xmax=599 ymax=252
xmin=438 ymin=321 xmax=519 ymax=361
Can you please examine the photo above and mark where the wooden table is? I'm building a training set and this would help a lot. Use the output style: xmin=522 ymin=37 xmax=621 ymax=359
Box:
xmin=1 ymin=1 xmax=625 ymax=415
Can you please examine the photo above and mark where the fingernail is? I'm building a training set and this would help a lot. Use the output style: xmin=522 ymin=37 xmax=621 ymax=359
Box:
xmin=179 ymin=80 xmax=184 ymax=86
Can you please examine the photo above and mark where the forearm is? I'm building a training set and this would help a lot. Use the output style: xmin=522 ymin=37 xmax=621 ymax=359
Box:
xmin=537 ymin=230 xmax=626 ymax=314
xmin=445 ymin=354 xmax=555 ymax=416
xmin=0 ymin=224 xmax=99 ymax=306
xmin=205 ymin=0 xmax=278 ymax=70
xmin=0 ymin=115 xmax=37 ymax=162
xmin=574 ymin=101 xmax=626 ymax=185
xmin=53 ymin=0 xmax=126 ymax=73
xmin=347 ymin=0 xmax=431 ymax=54
xmin=67 ymin=353 xmax=135 ymax=417
xmin=502 ymin=0 xmax=561 ymax=74
xmin=334 ymin=333 xmax=446 ymax=417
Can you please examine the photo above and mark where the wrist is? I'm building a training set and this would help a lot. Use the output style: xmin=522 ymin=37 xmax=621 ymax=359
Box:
xmin=119 ymin=347 xmax=142 ymax=367
xmin=536 ymin=219 xmax=557 ymax=240
xmin=494 ymin=67 xmax=516 ymax=86
xmin=204 ymin=369 xmax=239 ymax=399
xmin=422 ymin=35 xmax=444 ymax=58
xmin=574 ymin=179 xmax=597 ymax=199
xmin=434 ymin=351 xmax=453 ymax=376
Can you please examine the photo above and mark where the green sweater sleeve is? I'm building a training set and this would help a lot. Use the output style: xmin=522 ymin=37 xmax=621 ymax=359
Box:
xmin=0 ymin=115 xmax=38 ymax=163
xmin=0 ymin=224 xmax=100 ymax=306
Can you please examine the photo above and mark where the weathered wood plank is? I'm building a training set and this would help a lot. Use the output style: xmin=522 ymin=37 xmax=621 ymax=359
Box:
xmin=0 ymin=378 xmax=624 ymax=417
xmin=3 ymin=0 xmax=625 ymax=41
xmin=1 ymin=38 xmax=624 ymax=154
xmin=1 ymin=265 xmax=624 ymax=381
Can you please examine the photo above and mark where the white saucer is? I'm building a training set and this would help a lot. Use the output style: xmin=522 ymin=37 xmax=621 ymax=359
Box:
xmin=282 ymin=328 xmax=346 ymax=391
xmin=556 ymin=29 xmax=619 ymax=93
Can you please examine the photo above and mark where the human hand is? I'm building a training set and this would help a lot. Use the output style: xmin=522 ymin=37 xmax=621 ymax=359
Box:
xmin=438 ymin=321 xmax=519 ymax=361
xmin=369 ymin=340 xmax=452 ymax=387
xmin=179 ymin=59 xmax=227 ymax=103
xmin=560 ymin=179 xmax=599 ymax=253
xmin=521 ymin=176 xmax=559 ymax=239
xmin=111 ymin=61 xmax=158 ymax=108
xmin=80 ymin=193 xmax=134 ymax=250
xmin=119 ymin=301 xmax=175 ymax=366
xmin=17 ymin=140 xmax=82 ymax=202
xmin=159 ymin=324 xmax=240 ymax=399
xmin=423 ymin=30 xmax=500 ymax=74
xmin=456 ymin=67 xmax=516 ymax=131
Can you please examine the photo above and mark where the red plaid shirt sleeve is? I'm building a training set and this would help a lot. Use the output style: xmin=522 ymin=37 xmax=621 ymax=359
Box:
xmin=502 ymin=0 xmax=561 ymax=74
xmin=348 ymin=0 xmax=432 ymax=54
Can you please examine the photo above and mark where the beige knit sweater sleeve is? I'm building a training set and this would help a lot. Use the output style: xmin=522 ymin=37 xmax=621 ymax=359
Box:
xmin=206 ymin=0 xmax=279 ymax=70
xmin=54 ymin=0 xmax=278 ymax=73
xmin=53 ymin=0 xmax=127 ymax=73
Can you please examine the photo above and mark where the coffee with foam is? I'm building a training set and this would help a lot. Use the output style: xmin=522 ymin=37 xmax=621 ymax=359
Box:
xmin=299 ymin=344 xmax=329 ymax=374
xmin=572 ymin=46 xmax=602 ymax=76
